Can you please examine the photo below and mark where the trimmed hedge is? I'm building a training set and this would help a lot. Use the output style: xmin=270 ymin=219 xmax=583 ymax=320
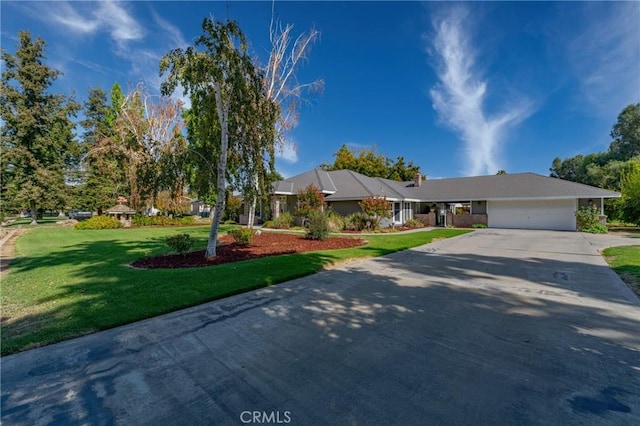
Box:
xmin=74 ymin=216 xmax=123 ymax=230
xmin=132 ymin=215 xmax=195 ymax=227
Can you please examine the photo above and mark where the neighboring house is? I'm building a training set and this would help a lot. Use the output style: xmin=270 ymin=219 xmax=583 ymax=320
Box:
xmin=105 ymin=204 xmax=137 ymax=227
xmin=190 ymin=199 xmax=211 ymax=217
xmin=270 ymin=169 xmax=620 ymax=231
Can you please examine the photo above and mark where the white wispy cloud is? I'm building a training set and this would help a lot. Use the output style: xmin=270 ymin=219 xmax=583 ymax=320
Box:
xmin=566 ymin=2 xmax=640 ymax=116
xmin=276 ymin=140 xmax=298 ymax=163
xmin=428 ymin=7 xmax=531 ymax=176
xmin=20 ymin=1 xmax=189 ymax=97
xmin=99 ymin=1 xmax=144 ymax=45
xmin=48 ymin=2 xmax=100 ymax=34
xmin=41 ymin=1 xmax=144 ymax=47
xmin=151 ymin=9 xmax=189 ymax=50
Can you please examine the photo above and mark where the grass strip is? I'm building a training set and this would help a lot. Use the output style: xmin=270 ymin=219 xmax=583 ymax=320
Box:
xmin=603 ymin=245 xmax=640 ymax=298
xmin=1 ymin=226 xmax=469 ymax=355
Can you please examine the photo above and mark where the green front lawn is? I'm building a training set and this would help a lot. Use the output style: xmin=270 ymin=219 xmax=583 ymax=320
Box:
xmin=1 ymin=226 xmax=470 ymax=355
xmin=603 ymin=245 xmax=640 ymax=297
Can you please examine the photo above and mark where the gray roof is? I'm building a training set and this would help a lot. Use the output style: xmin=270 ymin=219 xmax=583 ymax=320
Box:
xmin=272 ymin=169 xmax=337 ymax=195
xmin=271 ymin=170 xmax=620 ymax=202
xmin=273 ymin=169 xmax=408 ymax=201
xmin=412 ymin=172 xmax=620 ymax=201
xmin=105 ymin=204 xmax=137 ymax=214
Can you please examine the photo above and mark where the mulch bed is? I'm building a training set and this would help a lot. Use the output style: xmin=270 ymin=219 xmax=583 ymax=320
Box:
xmin=131 ymin=232 xmax=367 ymax=269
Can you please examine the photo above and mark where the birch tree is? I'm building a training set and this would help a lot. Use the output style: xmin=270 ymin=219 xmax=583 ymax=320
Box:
xmin=242 ymin=6 xmax=323 ymax=227
xmin=86 ymin=83 xmax=185 ymax=211
xmin=160 ymin=18 xmax=264 ymax=257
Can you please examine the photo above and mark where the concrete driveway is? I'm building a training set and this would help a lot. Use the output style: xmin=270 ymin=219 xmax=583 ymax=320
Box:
xmin=2 ymin=229 xmax=639 ymax=425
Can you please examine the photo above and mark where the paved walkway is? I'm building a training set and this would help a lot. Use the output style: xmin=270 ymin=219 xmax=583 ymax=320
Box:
xmin=2 ymin=229 xmax=639 ymax=425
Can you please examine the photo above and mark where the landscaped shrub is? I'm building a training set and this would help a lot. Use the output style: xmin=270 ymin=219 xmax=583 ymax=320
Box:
xmin=581 ymin=224 xmax=608 ymax=234
xmin=165 ymin=234 xmax=193 ymax=254
xmin=471 ymin=223 xmax=488 ymax=229
xmin=228 ymin=228 xmax=253 ymax=245
xmin=74 ymin=215 xmax=123 ymax=230
xmin=358 ymin=196 xmax=392 ymax=230
xmin=271 ymin=212 xmax=294 ymax=229
xmin=262 ymin=220 xmax=274 ymax=228
xmin=132 ymin=215 xmax=195 ymax=227
xmin=576 ymin=206 xmax=600 ymax=230
xmin=345 ymin=212 xmax=371 ymax=232
xmin=296 ymin=184 xmax=325 ymax=217
xmin=404 ymin=218 xmax=424 ymax=228
xmin=327 ymin=210 xmax=345 ymax=232
xmin=306 ymin=211 xmax=330 ymax=241
xmin=180 ymin=216 xmax=195 ymax=225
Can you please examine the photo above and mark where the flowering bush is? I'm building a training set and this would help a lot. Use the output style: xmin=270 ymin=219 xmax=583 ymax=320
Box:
xmin=358 ymin=196 xmax=391 ymax=229
xmin=296 ymin=184 xmax=325 ymax=217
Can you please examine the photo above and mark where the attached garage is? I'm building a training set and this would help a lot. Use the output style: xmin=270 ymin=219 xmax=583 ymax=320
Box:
xmin=488 ymin=199 xmax=577 ymax=231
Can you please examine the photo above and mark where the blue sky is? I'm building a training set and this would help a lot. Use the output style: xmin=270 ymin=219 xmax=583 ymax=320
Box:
xmin=2 ymin=1 xmax=639 ymax=179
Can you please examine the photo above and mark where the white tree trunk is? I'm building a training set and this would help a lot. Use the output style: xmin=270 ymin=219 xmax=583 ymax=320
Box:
xmin=246 ymin=173 xmax=259 ymax=228
xmin=206 ymin=83 xmax=229 ymax=258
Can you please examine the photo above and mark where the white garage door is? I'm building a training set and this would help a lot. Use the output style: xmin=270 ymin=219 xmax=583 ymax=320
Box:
xmin=488 ymin=199 xmax=576 ymax=231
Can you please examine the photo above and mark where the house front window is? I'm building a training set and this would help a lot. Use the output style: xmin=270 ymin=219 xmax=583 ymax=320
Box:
xmin=393 ymin=202 xmax=401 ymax=223
xmin=403 ymin=202 xmax=412 ymax=223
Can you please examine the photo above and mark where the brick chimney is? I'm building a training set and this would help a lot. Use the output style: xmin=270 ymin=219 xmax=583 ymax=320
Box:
xmin=414 ymin=173 xmax=422 ymax=187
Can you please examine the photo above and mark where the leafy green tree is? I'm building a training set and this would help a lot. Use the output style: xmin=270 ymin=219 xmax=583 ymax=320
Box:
xmin=1 ymin=31 xmax=80 ymax=223
xmin=549 ymin=104 xmax=640 ymax=221
xmin=609 ymin=103 xmax=640 ymax=161
xmin=161 ymin=18 xmax=270 ymax=257
xmin=496 ymin=170 xmax=507 ymax=175
xmin=181 ymin=95 xmax=220 ymax=204
xmin=387 ymin=156 xmax=422 ymax=181
xmin=620 ymin=160 xmax=640 ymax=224
xmin=320 ymin=144 xmax=422 ymax=181
xmin=224 ymin=194 xmax=242 ymax=222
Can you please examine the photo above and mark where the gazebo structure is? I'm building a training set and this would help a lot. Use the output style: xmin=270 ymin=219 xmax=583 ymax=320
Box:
xmin=105 ymin=197 xmax=137 ymax=227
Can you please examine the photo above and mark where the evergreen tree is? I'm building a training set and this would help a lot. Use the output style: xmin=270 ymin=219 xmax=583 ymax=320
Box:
xmin=79 ymin=87 xmax=121 ymax=211
xmin=1 ymin=31 xmax=79 ymax=222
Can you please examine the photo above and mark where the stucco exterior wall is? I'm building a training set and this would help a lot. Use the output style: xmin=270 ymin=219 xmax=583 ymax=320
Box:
xmin=328 ymin=201 xmax=361 ymax=216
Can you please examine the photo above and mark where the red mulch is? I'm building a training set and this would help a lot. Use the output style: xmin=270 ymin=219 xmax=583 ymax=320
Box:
xmin=131 ymin=232 xmax=367 ymax=269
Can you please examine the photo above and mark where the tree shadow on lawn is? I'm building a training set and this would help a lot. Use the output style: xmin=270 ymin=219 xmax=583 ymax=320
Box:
xmin=1 ymin=246 xmax=639 ymax=425
xmin=0 ymin=235 xmax=334 ymax=355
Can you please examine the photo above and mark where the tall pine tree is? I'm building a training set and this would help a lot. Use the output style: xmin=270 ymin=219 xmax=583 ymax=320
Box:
xmin=1 ymin=31 xmax=79 ymax=222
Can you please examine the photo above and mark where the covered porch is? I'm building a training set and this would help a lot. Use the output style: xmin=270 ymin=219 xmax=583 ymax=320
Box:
xmin=415 ymin=201 xmax=488 ymax=227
